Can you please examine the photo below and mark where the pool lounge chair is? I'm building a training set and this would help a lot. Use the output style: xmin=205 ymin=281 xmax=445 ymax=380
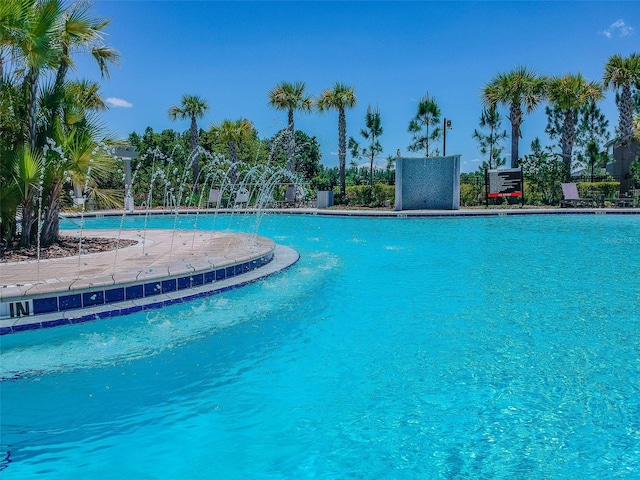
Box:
xmin=560 ymin=183 xmax=595 ymax=208
xmin=283 ymin=184 xmax=297 ymax=207
xmin=207 ymin=188 xmax=221 ymax=207
xmin=234 ymin=188 xmax=250 ymax=208
xmin=271 ymin=184 xmax=298 ymax=208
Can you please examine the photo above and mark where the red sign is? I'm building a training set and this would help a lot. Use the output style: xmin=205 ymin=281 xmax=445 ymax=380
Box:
xmin=487 ymin=192 xmax=523 ymax=198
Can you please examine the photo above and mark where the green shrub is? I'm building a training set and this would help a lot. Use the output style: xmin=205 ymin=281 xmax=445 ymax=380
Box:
xmin=577 ymin=181 xmax=620 ymax=198
xmin=630 ymin=159 xmax=640 ymax=187
xmin=460 ymin=183 xmax=483 ymax=206
xmin=345 ymin=185 xmax=367 ymax=205
xmin=522 ymin=181 xmax=560 ymax=205
xmin=372 ymin=184 xmax=394 ymax=206
xmin=345 ymin=184 xmax=394 ymax=207
xmin=523 ymin=183 xmax=541 ymax=205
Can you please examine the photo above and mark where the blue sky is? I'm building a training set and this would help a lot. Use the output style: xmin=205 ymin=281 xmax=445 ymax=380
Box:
xmin=77 ymin=1 xmax=639 ymax=172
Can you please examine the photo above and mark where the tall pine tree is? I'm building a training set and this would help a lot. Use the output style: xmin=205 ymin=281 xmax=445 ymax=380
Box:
xmin=545 ymin=101 xmax=611 ymax=179
xmin=472 ymin=105 xmax=508 ymax=171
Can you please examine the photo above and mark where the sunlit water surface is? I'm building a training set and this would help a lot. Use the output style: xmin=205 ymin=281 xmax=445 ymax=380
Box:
xmin=1 ymin=214 xmax=639 ymax=478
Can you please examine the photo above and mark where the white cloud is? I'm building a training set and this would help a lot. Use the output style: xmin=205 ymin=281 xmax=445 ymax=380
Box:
xmin=462 ymin=159 xmax=481 ymax=169
xmin=106 ymin=97 xmax=133 ymax=108
xmin=600 ymin=19 xmax=634 ymax=38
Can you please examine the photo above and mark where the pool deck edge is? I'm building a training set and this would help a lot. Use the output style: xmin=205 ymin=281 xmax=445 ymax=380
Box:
xmin=70 ymin=206 xmax=640 ymax=219
xmin=0 ymin=230 xmax=299 ymax=335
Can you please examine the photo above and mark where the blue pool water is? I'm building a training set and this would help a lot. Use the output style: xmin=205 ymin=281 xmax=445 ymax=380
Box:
xmin=1 ymin=214 xmax=639 ymax=478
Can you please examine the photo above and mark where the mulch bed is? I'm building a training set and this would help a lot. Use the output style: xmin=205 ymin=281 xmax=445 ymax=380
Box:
xmin=0 ymin=236 xmax=138 ymax=263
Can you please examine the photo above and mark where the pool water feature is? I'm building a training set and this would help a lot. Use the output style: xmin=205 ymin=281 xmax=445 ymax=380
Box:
xmin=1 ymin=214 xmax=639 ymax=478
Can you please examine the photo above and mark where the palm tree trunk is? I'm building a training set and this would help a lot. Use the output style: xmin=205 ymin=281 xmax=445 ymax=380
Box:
xmin=425 ymin=124 xmax=430 ymax=157
xmin=50 ymin=50 xmax=70 ymax=129
xmin=369 ymin=133 xmax=375 ymax=191
xmin=40 ymin=180 xmax=63 ymax=246
xmin=338 ymin=108 xmax=346 ymax=197
xmin=27 ymin=69 xmax=39 ymax=150
xmin=287 ymin=109 xmax=295 ymax=172
xmin=619 ymin=84 xmax=633 ymax=141
xmin=19 ymin=198 xmax=36 ymax=248
xmin=509 ymin=104 xmax=522 ymax=168
xmin=489 ymin=124 xmax=495 ymax=169
xmin=561 ymin=109 xmax=576 ymax=181
xmin=190 ymin=116 xmax=199 ymax=183
xmin=228 ymin=141 xmax=238 ymax=184
xmin=369 ymin=152 xmax=374 ymax=190
xmin=54 ymin=46 xmax=70 ymax=93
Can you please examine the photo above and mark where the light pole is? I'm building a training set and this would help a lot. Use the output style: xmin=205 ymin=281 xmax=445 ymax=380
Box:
xmin=443 ymin=118 xmax=452 ymax=156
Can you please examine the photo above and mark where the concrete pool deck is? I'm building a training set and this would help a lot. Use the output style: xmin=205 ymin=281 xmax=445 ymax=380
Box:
xmin=0 ymin=228 xmax=299 ymax=334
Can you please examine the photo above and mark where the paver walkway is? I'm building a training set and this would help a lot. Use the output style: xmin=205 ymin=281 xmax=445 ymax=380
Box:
xmin=0 ymin=229 xmax=298 ymax=333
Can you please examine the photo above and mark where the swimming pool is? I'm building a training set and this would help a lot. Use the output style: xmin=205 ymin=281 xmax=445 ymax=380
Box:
xmin=1 ymin=213 xmax=639 ymax=478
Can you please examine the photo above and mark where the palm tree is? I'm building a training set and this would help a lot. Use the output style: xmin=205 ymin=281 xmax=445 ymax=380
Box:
xmin=53 ymin=1 xmax=119 ymax=89
xmin=39 ymin=78 xmax=107 ymax=143
xmin=209 ymin=119 xmax=254 ymax=164
xmin=407 ymin=93 xmax=441 ymax=157
xmin=349 ymin=105 xmax=383 ymax=192
xmin=482 ymin=66 xmax=547 ymax=167
xmin=40 ymin=116 xmax=120 ymax=246
xmin=1 ymin=0 xmax=119 ymax=149
xmin=603 ymin=53 xmax=640 ymax=143
xmin=267 ymin=81 xmax=312 ymax=171
xmin=50 ymin=1 xmax=119 ymax=128
xmin=546 ymin=73 xmax=604 ymax=180
xmin=34 ymin=76 xmax=117 ymax=246
xmin=1 ymin=0 xmax=120 ymax=247
xmin=9 ymin=0 xmax=64 ymax=149
xmin=0 ymin=73 xmax=24 ymax=155
xmin=209 ymin=118 xmax=254 ymax=183
xmin=0 ymin=0 xmax=29 ymax=77
xmin=0 ymin=0 xmax=28 ymax=151
xmin=317 ymin=82 xmax=357 ymax=197
xmin=168 ymin=94 xmax=209 ymax=183
xmin=4 ymin=144 xmax=43 ymax=247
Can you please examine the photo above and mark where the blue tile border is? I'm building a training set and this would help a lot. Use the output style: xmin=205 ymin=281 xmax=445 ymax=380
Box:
xmin=33 ymin=297 xmax=58 ymax=315
xmin=1 ymin=252 xmax=277 ymax=335
xmin=144 ymin=282 xmax=162 ymax=297
xmin=177 ymin=276 xmax=191 ymax=290
xmin=126 ymin=285 xmax=144 ymax=300
xmin=105 ymin=287 xmax=125 ymax=303
xmin=162 ymin=279 xmax=177 ymax=293
xmin=59 ymin=294 xmax=82 ymax=311
xmin=83 ymin=291 xmax=104 ymax=307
